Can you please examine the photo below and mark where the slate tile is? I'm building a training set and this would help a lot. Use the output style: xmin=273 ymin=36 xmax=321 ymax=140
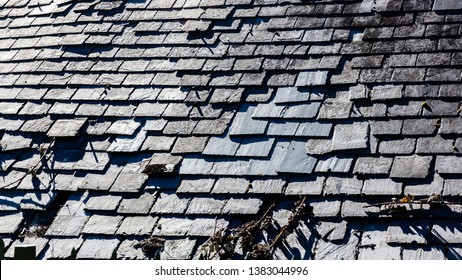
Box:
xmin=267 ymin=121 xmax=299 ymax=136
xmin=285 ymin=176 xmax=325 ymax=195
xmin=331 ymin=122 xmax=369 ymax=151
xmin=43 ymin=238 xmax=84 ymax=259
xmin=46 ymin=216 xmax=89 ymax=237
xmin=202 ymin=135 xmax=240 ymax=156
xmin=379 ymin=138 xmax=416 ymax=154
xmin=0 ymin=133 xmax=32 ymax=150
xmin=186 ymin=197 xmax=226 ymax=215
xmin=358 ymin=224 xmax=401 ymax=260
xmin=416 ymin=135 xmax=455 ymax=154
xmin=5 ymin=237 xmax=48 ymax=259
xmin=118 ymin=193 xmax=155 ymax=214
xmin=310 ymin=200 xmax=341 ymax=217
xmin=402 ymin=119 xmax=437 ymax=135
xmin=171 ymin=136 xmax=208 ymax=154
xmin=370 ymin=85 xmax=403 ymax=101
xmin=295 ymin=71 xmax=328 ymax=86
xmin=354 ymin=157 xmax=393 ymax=175
xmin=47 ymin=118 xmax=86 ymax=137
xmin=435 ymin=156 xmax=462 ymax=174
xmin=85 ymin=195 xmax=122 ymax=211
xmin=362 ymin=178 xmax=402 ymax=195
xmin=387 ymin=221 xmax=431 ymax=244
xmin=161 ymin=238 xmax=197 ymax=260
xmin=315 ymin=157 xmax=354 ymax=173
xmin=278 ymin=141 xmax=317 ymax=174
xmin=18 ymin=102 xmax=52 ymax=115
xmin=306 ymin=139 xmax=332 ymax=155
xmin=140 ymin=136 xmax=175 ymax=152
xmin=110 ymin=173 xmax=148 ymax=193
xmin=387 ymin=101 xmax=422 ymax=117
xmin=76 ymin=238 xmax=119 ymax=260
xmin=236 ymin=137 xmax=275 ymax=157
xmin=212 ymin=178 xmax=248 ymax=194
xmin=82 ymin=215 xmax=123 ymax=235
xmin=391 ymin=155 xmax=432 ymax=179
xmin=402 ymin=246 xmax=445 ymax=260
xmin=404 ymin=173 xmax=444 ymax=196
xmin=16 ymin=88 xmax=48 ymax=100
xmin=153 ymin=218 xmax=194 ymax=236
xmin=151 ymin=192 xmax=190 ymax=214
xmin=188 ymin=217 xmax=229 ymax=237
xmin=75 ymin=103 xmax=108 ymax=116
xmin=325 ymin=176 xmax=363 ymax=195
xmin=439 ymin=118 xmax=462 ymax=134
xmin=177 ymin=179 xmax=215 ymax=193
xmin=163 ymin=120 xmax=198 ymax=135
xmin=433 ymin=0 xmax=462 ymax=11
xmin=80 ymin=172 xmax=119 ymax=191
xmin=0 ymin=212 xmax=23 ymax=234
xmin=443 ymin=179 xmax=462 ymax=196
xmin=222 ymin=197 xmax=262 ymax=215
xmin=342 ymin=200 xmax=380 ymax=218
xmin=317 ymin=221 xmax=348 ymax=242
xmin=48 ymin=102 xmax=79 ymax=115
xmin=116 ymin=216 xmax=158 ymax=236
xmin=242 ymin=179 xmax=282 ymax=194
xmin=107 ymin=130 xmax=147 ymax=152
xmin=116 ymin=240 xmax=146 ymax=260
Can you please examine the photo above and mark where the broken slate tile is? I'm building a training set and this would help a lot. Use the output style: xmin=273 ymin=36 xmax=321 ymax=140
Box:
xmin=277 ymin=141 xmax=317 ymax=174
xmin=391 ymin=155 xmax=432 ymax=179
xmin=47 ymin=118 xmax=86 ymax=137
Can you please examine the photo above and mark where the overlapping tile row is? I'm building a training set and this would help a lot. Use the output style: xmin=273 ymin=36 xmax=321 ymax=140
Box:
xmin=1 ymin=0 xmax=462 ymax=260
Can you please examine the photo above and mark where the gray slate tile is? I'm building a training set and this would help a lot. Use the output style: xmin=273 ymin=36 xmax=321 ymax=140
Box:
xmin=277 ymin=141 xmax=317 ymax=174
xmin=186 ymin=197 xmax=227 ymax=215
xmin=82 ymin=215 xmax=123 ymax=235
xmin=354 ymin=157 xmax=393 ymax=175
xmin=85 ymin=195 xmax=122 ymax=211
xmin=47 ymin=118 xmax=86 ymax=137
xmin=118 ymin=193 xmax=155 ymax=214
xmin=77 ymin=238 xmax=120 ymax=260
xmin=44 ymin=238 xmax=84 ymax=259
xmin=331 ymin=122 xmax=369 ymax=151
xmin=387 ymin=221 xmax=431 ymax=244
xmin=435 ymin=156 xmax=462 ymax=174
xmin=390 ymin=155 xmax=432 ymax=179
xmin=177 ymin=179 xmax=215 ymax=193
xmin=325 ymin=176 xmax=363 ymax=195
xmin=315 ymin=157 xmax=354 ymax=173
xmin=0 ymin=212 xmax=23 ymax=234
xmin=212 ymin=177 xmax=248 ymax=194
xmin=248 ymin=179 xmax=285 ymax=194
xmin=362 ymin=178 xmax=402 ymax=195
xmin=151 ymin=192 xmax=190 ymax=214
xmin=116 ymin=216 xmax=158 ymax=236
xmin=46 ymin=216 xmax=89 ymax=237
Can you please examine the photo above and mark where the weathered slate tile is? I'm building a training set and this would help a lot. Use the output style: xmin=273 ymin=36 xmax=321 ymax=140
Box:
xmin=82 ymin=215 xmax=123 ymax=235
xmin=369 ymin=120 xmax=402 ymax=135
xmin=402 ymin=246 xmax=445 ymax=260
xmin=79 ymin=172 xmax=119 ymax=191
xmin=362 ymin=178 xmax=402 ymax=195
xmin=358 ymin=223 xmax=401 ymax=260
xmin=331 ymin=122 xmax=369 ymax=151
xmin=317 ymin=221 xmax=348 ymax=241
xmin=161 ymin=238 xmax=197 ymax=260
xmin=435 ymin=156 xmax=462 ymax=174
xmin=354 ymin=157 xmax=393 ymax=175
xmin=107 ymin=130 xmax=147 ymax=152
xmin=443 ymin=179 xmax=462 ymax=196
xmin=235 ymin=137 xmax=275 ymax=157
xmin=47 ymin=118 xmax=86 ymax=137
xmin=248 ymin=179 xmax=285 ymax=194
xmin=85 ymin=195 xmax=122 ymax=211
xmin=116 ymin=240 xmax=146 ymax=260
xmin=46 ymin=216 xmax=89 ymax=237
xmin=317 ymin=98 xmax=352 ymax=120
xmin=229 ymin=104 xmax=267 ymax=135
xmin=77 ymin=238 xmax=119 ymax=260
xmin=371 ymin=85 xmax=403 ymax=100
xmin=379 ymin=138 xmax=416 ymax=154
xmin=141 ymin=136 xmax=175 ymax=151
xmin=44 ymin=238 xmax=84 ymax=259
xmin=315 ymin=225 xmax=360 ymax=260
xmin=404 ymin=174 xmax=444 ymax=196
xmin=117 ymin=193 xmax=156 ymax=215
xmin=310 ymin=200 xmax=341 ymax=217
xmin=0 ymin=133 xmax=32 ymax=150
xmin=171 ymin=136 xmax=208 ymax=154
xmin=151 ymin=192 xmax=190 ymax=214
xmin=285 ymin=176 xmax=324 ymax=195
xmin=222 ymin=197 xmax=262 ymax=214
xmin=387 ymin=221 xmax=431 ymax=244
xmin=439 ymin=118 xmax=462 ymax=134
xmin=295 ymin=71 xmax=328 ymax=86
xmin=278 ymin=141 xmax=317 ymax=174
xmin=202 ymin=135 xmax=240 ymax=156
xmin=306 ymin=139 xmax=332 ymax=155
xmin=431 ymin=221 xmax=462 ymax=243
xmin=116 ymin=216 xmax=158 ymax=236
xmin=188 ymin=218 xmax=229 ymax=237
xmin=153 ymin=218 xmax=194 ymax=236
xmin=315 ymin=157 xmax=354 ymax=173
xmin=0 ymin=212 xmax=23 ymax=234
xmin=186 ymin=197 xmax=227 ymax=215
xmin=212 ymin=178 xmax=248 ymax=194
xmin=325 ymin=176 xmax=363 ymax=195
xmin=390 ymin=155 xmax=432 ymax=179
xmin=110 ymin=173 xmax=148 ymax=193
xmin=177 ymin=178 xmax=215 ymax=193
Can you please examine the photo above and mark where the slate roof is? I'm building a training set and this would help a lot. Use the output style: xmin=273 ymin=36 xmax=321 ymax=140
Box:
xmin=1 ymin=0 xmax=462 ymax=260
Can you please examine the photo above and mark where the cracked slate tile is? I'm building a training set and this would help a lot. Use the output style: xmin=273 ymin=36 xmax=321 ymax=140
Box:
xmin=248 ymin=179 xmax=285 ymax=194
